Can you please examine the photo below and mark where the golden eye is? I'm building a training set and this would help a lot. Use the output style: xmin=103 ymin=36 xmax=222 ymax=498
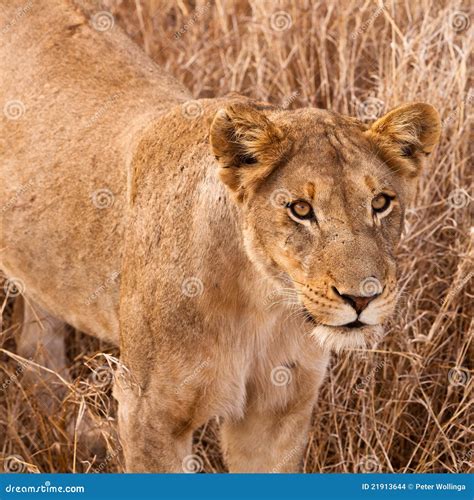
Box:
xmin=288 ymin=200 xmax=314 ymax=220
xmin=372 ymin=193 xmax=393 ymax=213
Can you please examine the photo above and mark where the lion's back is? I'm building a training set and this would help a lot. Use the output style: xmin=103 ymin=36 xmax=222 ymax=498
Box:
xmin=0 ymin=0 xmax=190 ymax=341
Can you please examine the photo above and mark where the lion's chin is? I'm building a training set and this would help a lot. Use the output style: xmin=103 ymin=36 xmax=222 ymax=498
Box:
xmin=310 ymin=324 xmax=384 ymax=353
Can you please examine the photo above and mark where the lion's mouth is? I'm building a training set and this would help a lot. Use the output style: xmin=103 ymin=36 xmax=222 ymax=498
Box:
xmin=342 ymin=320 xmax=366 ymax=329
xmin=303 ymin=309 xmax=369 ymax=331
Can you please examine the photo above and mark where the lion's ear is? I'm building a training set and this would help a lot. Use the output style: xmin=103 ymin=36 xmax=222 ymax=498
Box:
xmin=366 ymin=103 xmax=441 ymax=178
xmin=210 ymin=104 xmax=288 ymax=202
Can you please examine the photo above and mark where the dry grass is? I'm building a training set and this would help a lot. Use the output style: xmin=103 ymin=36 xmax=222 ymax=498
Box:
xmin=1 ymin=0 xmax=472 ymax=473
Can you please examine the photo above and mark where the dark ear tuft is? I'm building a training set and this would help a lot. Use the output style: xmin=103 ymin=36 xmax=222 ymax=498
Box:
xmin=209 ymin=104 xmax=289 ymax=201
xmin=366 ymin=102 xmax=441 ymax=177
xmin=238 ymin=154 xmax=258 ymax=165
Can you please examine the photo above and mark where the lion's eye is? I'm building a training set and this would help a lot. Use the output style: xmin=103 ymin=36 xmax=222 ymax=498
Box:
xmin=288 ymin=201 xmax=314 ymax=220
xmin=372 ymin=194 xmax=392 ymax=214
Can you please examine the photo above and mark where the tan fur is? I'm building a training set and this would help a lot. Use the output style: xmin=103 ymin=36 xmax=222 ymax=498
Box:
xmin=0 ymin=1 xmax=440 ymax=472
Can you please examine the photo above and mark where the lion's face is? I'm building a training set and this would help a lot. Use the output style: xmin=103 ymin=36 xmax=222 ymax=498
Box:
xmin=243 ymin=125 xmax=402 ymax=351
xmin=210 ymin=101 xmax=440 ymax=350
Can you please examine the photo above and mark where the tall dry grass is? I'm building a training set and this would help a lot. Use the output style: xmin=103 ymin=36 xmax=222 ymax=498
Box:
xmin=0 ymin=0 xmax=472 ymax=473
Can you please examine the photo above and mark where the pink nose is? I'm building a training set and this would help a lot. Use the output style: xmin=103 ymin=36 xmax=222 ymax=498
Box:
xmin=333 ymin=285 xmax=381 ymax=315
xmin=340 ymin=294 xmax=378 ymax=314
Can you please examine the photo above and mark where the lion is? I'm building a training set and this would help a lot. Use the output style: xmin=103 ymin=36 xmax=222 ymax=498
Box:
xmin=0 ymin=0 xmax=441 ymax=472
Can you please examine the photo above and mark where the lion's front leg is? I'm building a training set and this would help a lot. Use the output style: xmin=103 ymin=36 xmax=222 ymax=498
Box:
xmin=221 ymin=360 xmax=327 ymax=473
xmin=221 ymin=404 xmax=314 ymax=473
xmin=114 ymin=372 xmax=195 ymax=472
xmin=114 ymin=311 xmax=213 ymax=472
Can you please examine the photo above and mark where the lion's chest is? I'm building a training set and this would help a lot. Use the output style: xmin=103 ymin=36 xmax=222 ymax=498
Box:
xmin=206 ymin=309 xmax=329 ymax=420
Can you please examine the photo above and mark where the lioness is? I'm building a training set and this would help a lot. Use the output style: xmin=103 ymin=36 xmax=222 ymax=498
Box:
xmin=1 ymin=1 xmax=440 ymax=472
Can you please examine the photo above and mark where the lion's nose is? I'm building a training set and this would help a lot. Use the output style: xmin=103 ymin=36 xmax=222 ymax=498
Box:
xmin=333 ymin=288 xmax=380 ymax=315
xmin=341 ymin=294 xmax=376 ymax=314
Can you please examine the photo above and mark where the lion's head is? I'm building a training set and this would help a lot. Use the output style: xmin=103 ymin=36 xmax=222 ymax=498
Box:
xmin=210 ymin=100 xmax=440 ymax=351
